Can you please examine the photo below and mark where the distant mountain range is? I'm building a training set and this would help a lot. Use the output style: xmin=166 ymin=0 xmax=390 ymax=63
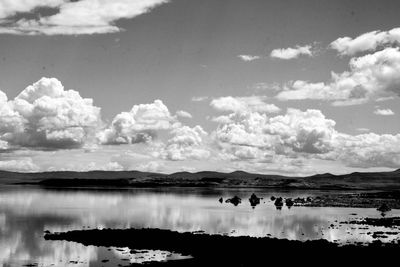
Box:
xmin=1 ymin=168 xmax=400 ymax=190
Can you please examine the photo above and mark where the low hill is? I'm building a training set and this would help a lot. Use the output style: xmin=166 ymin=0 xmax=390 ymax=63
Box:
xmin=0 ymin=169 xmax=400 ymax=190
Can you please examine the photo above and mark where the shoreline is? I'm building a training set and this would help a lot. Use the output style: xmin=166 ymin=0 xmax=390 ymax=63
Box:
xmin=6 ymin=184 xmax=400 ymax=210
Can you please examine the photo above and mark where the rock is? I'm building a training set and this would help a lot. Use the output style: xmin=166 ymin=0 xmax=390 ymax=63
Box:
xmin=294 ymin=197 xmax=305 ymax=204
xmin=249 ymin=193 xmax=261 ymax=208
xmin=225 ymin=196 xmax=242 ymax=206
xmin=285 ymin=198 xmax=294 ymax=208
xmin=219 ymin=197 xmax=223 ymax=203
xmin=274 ymin=197 xmax=283 ymax=209
xmin=270 ymin=196 xmax=276 ymax=201
xmin=377 ymin=203 xmax=391 ymax=213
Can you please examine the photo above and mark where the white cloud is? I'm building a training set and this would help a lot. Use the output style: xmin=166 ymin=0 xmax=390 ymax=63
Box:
xmin=0 ymin=140 xmax=8 ymax=150
xmin=374 ymin=108 xmax=395 ymax=116
xmin=0 ymin=158 xmax=40 ymax=172
xmin=237 ymin=54 xmax=260 ymax=62
xmin=270 ymin=45 xmax=313 ymax=60
xmin=251 ymin=82 xmax=281 ymax=92
xmin=159 ymin=125 xmax=210 ymax=161
xmin=212 ymin=107 xmax=400 ymax=169
xmin=87 ymin=161 xmax=124 ymax=171
xmin=330 ymin=27 xmax=400 ymax=56
xmin=335 ymin=133 xmax=400 ymax=169
xmin=98 ymin=100 xmax=177 ymax=145
xmin=176 ymin=110 xmax=192 ymax=118
xmin=191 ymin=96 xmax=208 ymax=102
xmin=356 ymin=128 xmax=370 ymax=133
xmin=135 ymin=161 xmax=164 ymax=172
xmin=276 ymin=47 xmax=400 ymax=105
xmin=2 ymin=76 xmax=400 ymax=172
xmin=0 ymin=0 xmax=168 ymax=35
xmin=210 ymin=96 xmax=280 ymax=114
xmin=0 ymin=77 xmax=101 ymax=149
xmin=376 ymin=96 xmax=395 ymax=102
xmin=213 ymin=108 xmax=336 ymax=158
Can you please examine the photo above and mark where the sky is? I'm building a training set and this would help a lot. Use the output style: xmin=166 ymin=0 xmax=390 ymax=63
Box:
xmin=0 ymin=0 xmax=400 ymax=175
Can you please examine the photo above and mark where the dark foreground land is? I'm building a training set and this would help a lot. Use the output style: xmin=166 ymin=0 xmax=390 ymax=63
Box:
xmin=45 ymin=227 xmax=400 ymax=266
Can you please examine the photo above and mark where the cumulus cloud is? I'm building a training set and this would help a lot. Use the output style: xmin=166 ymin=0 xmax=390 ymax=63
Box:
xmin=211 ymin=107 xmax=400 ymax=169
xmin=237 ymin=54 xmax=261 ymax=62
xmin=176 ymin=110 xmax=192 ymax=118
xmin=160 ymin=125 xmax=210 ymax=161
xmin=270 ymin=45 xmax=313 ymax=60
xmin=98 ymin=100 xmax=177 ymax=145
xmin=2 ymin=76 xmax=400 ymax=172
xmin=330 ymin=27 xmax=400 ymax=56
xmin=276 ymin=47 xmax=400 ymax=105
xmin=0 ymin=0 xmax=168 ymax=35
xmin=374 ymin=108 xmax=395 ymax=116
xmin=0 ymin=77 xmax=101 ymax=149
xmin=210 ymin=96 xmax=280 ymax=114
xmin=0 ymin=140 xmax=8 ymax=150
xmin=213 ymin=109 xmax=336 ymax=158
xmin=86 ymin=161 xmax=124 ymax=171
xmin=0 ymin=158 xmax=40 ymax=172
xmin=335 ymin=133 xmax=400 ymax=169
xmin=135 ymin=161 xmax=164 ymax=172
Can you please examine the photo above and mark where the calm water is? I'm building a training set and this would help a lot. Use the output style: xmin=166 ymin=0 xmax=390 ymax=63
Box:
xmin=0 ymin=186 xmax=399 ymax=266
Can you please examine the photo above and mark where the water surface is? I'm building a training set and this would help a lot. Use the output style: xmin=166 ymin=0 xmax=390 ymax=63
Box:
xmin=0 ymin=186 xmax=399 ymax=266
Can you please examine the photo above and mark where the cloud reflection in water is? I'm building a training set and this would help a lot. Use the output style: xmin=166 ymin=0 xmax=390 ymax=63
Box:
xmin=0 ymin=188 xmax=398 ymax=266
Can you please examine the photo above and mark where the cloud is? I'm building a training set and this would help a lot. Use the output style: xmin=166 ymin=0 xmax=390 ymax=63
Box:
xmin=251 ymin=82 xmax=281 ymax=92
xmin=135 ymin=161 xmax=164 ymax=172
xmin=0 ymin=77 xmax=101 ymax=149
xmin=98 ymin=100 xmax=177 ymax=145
xmin=211 ymin=107 xmax=400 ymax=169
xmin=270 ymin=45 xmax=313 ymax=60
xmin=0 ymin=158 xmax=40 ymax=172
xmin=376 ymin=96 xmax=395 ymax=102
xmin=356 ymin=128 xmax=370 ymax=133
xmin=191 ymin=96 xmax=208 ymax=102
xmin=210 ymin=96 xmax=280 ymax=114
xmin=0 ymin=0 xmax=168 ymax=35
xmin=86 ymin=161 xmax=124 ymax=171
xmin=330 ymin=27 xmax=400 ymax=56
xmin=276 ymin=47 xmax=400 ymax=105
xmin=176 ymin=110 xmax=192 ymax=119
xmin=0 ymin=0 xmax=65 ymax=18
xmin=237 ymin=54 xmax=260 ymax=62
xmin=335 ymin=133 xmax=400 ymax=169
xmin=0 ymin=140 xmax=8 ymax=150
xmin=159 ymin=125 xmax=210 ymax=161
xmin=213 ymin=108 xmax=336 ymax=158
xmin=2 ymin=76 xmax=400 ymax=172
xmin=374 ymin=108 xmax=395 ymax=116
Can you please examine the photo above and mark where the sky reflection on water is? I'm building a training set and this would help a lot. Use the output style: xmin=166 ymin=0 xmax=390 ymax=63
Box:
xmin=0 ymin=187 xmax=399 ymax=266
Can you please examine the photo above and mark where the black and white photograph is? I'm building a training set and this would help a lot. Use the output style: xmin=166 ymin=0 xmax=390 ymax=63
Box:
xmin=0 ymin=0 xmax=400 ymax=266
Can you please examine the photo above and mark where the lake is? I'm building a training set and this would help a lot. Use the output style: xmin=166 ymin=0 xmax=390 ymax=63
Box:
xmin=0 ymin=186 xmax=399 ymax=266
